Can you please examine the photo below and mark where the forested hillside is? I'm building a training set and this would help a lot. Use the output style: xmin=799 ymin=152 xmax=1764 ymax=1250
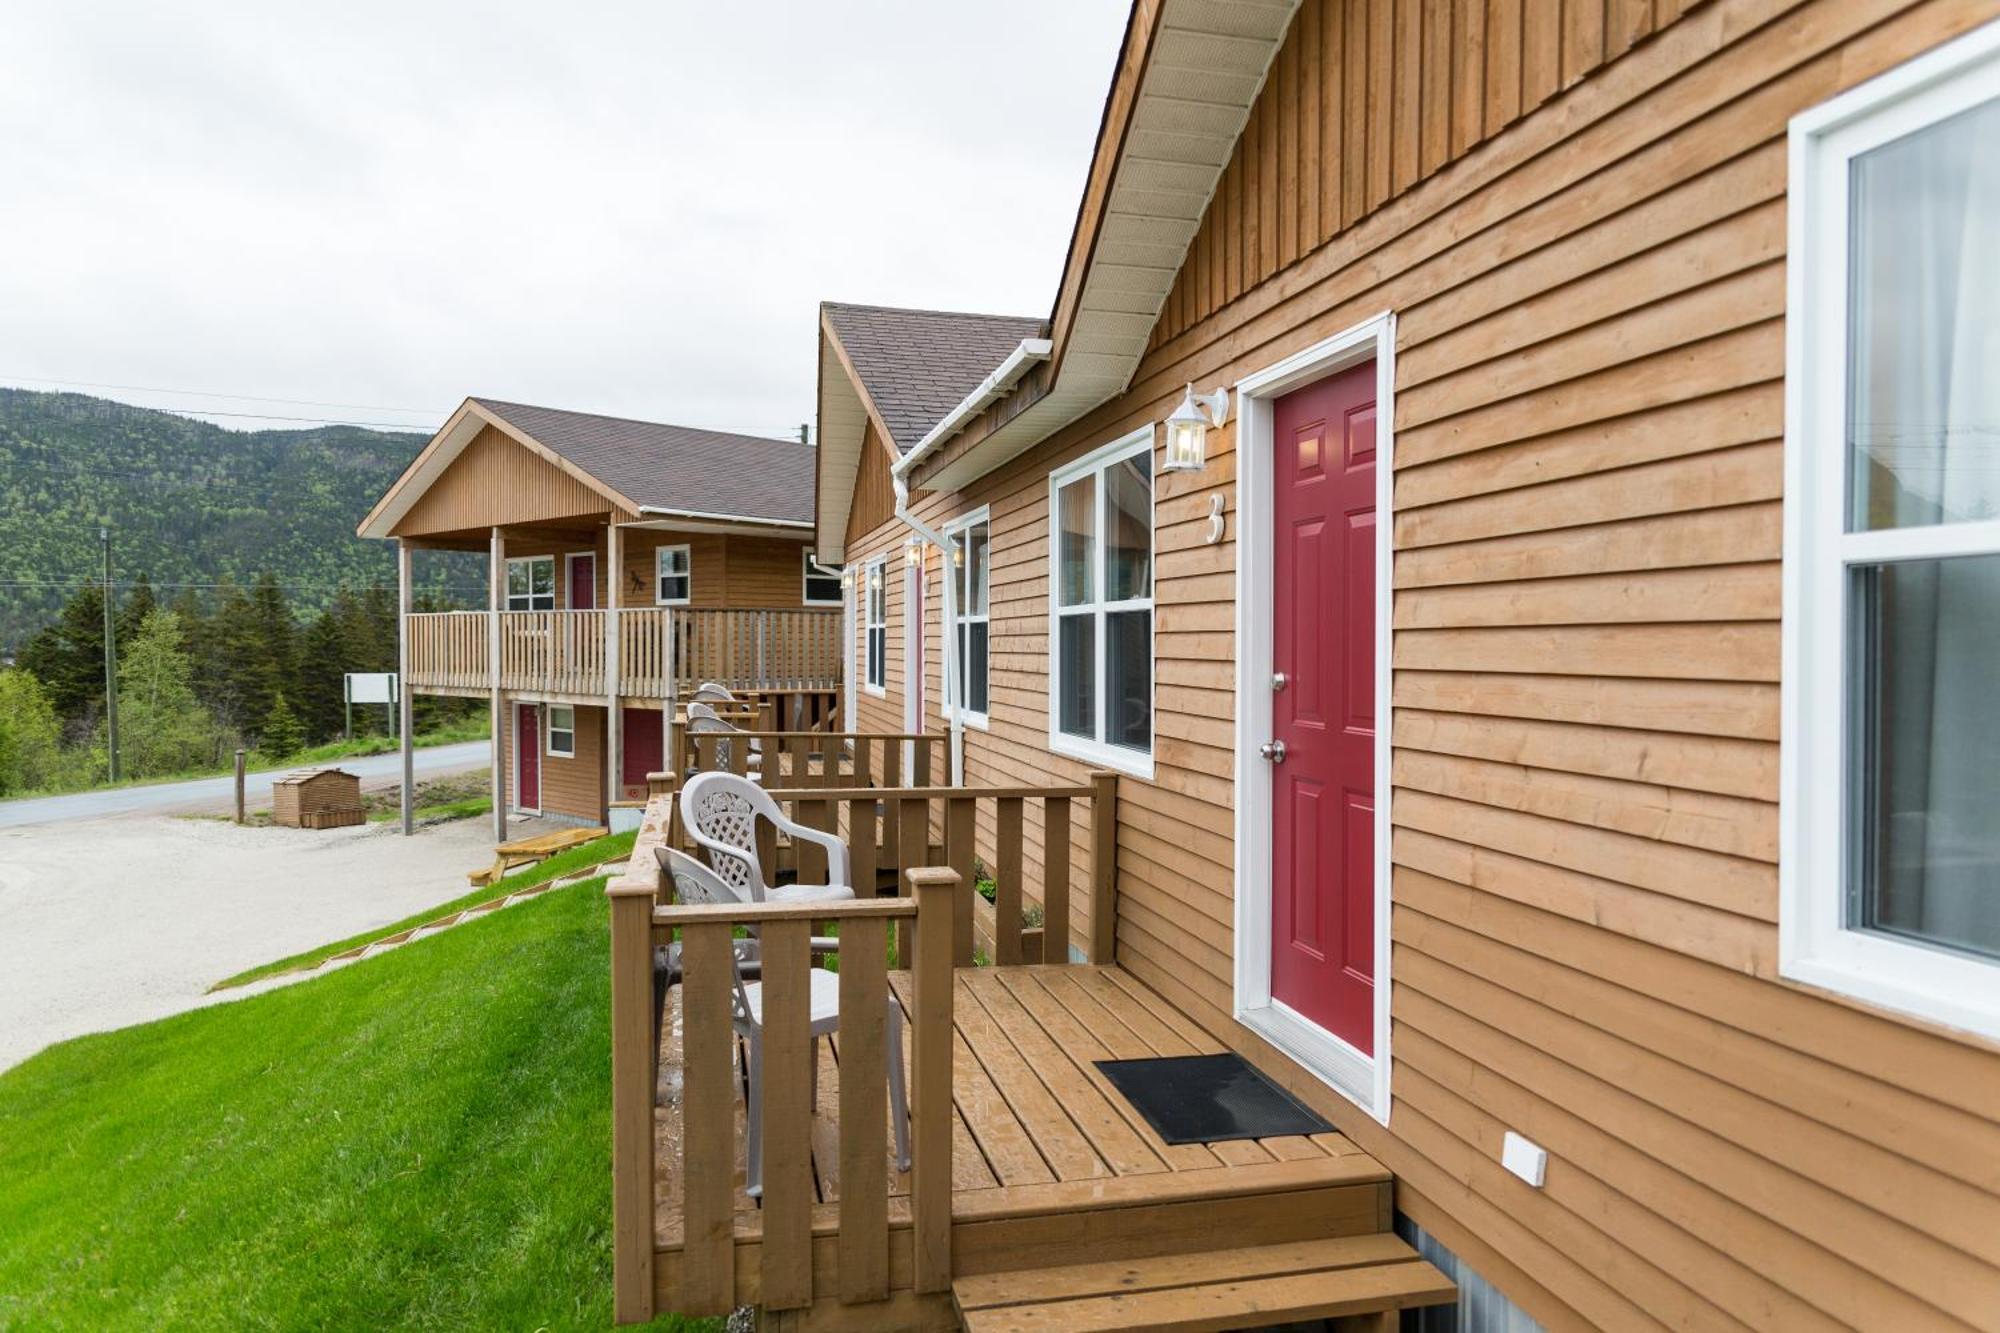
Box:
xmin=0 ymin=389 xmax=477 ymax=650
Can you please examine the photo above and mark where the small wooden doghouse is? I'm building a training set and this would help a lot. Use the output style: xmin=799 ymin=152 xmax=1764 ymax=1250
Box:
xmin=272 ymin=767 xmax=364 ymax=829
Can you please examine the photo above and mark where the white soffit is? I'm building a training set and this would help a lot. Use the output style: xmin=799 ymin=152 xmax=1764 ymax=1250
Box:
xmin=816 ymin=329 xmax=870 ymax=563
xmin=921 ymin=0 xmax=1298 ymax=493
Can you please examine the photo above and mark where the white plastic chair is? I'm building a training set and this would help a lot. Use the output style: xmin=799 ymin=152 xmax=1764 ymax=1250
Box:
xmin=686 ymin=711 xmax=761 ymax=776
xmin=681 ymin=770 xmax=852 ymax=906
xmin=692 ymin=681 xmax=738 ymax=705
xmin=659 ymin=845 xmax=909 ymax=1198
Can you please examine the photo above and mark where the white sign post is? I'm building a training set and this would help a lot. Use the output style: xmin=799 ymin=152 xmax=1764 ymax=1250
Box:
xmin=343 ymin=672 xmax=400 ymax=740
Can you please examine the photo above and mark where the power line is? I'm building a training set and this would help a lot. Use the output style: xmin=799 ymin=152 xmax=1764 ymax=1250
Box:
xmin=0 ymin=374 xmax=449 ymax=417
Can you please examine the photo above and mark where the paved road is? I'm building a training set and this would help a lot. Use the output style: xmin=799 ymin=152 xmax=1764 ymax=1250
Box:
xmin=0 ymin=741 xmax=491 ymax=830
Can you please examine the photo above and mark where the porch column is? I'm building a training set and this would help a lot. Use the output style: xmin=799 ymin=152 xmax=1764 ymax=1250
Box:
xmin=604 ymin=521 xmax=623 ymax=825
xmin=489 ymin=526 xmax=506 ymax=842
xmin=397 ymin=540 xmax=414 ymax=836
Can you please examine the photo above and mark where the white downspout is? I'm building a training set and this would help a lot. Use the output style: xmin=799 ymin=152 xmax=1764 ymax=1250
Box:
xmin=893 ymin=468 xmax=962 ymax=786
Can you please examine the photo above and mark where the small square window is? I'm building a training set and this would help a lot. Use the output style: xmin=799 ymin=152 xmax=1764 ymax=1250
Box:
xmin=547 ymin=705 xmax=576 ymax=758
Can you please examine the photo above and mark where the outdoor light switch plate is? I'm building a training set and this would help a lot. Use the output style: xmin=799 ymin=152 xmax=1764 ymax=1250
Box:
xmin=1502 ymin=1131 xmax=1547 ymax=1187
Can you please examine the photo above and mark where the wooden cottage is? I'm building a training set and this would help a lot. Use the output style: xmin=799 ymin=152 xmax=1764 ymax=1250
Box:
xmin=605 ymin=1 xmax=2000 ymax=1329
xmin=270 ymin=767 xmax=363 ymax=829
xmin=358 ymin=398 xmax=844 ymax=832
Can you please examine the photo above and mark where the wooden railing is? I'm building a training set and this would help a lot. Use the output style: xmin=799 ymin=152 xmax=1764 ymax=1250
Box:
xmin=401 ymin=606 xmax=842 ymax=699
xmin=404 ymin=611 xmax=488 ymax=691
xmin=607 ymin=768 xmax=1120 ymax=1324
xmin=609 ymin=855 xmax=960 ymax=1322
xmin=676 ymin=607 xmax=843 ymax=691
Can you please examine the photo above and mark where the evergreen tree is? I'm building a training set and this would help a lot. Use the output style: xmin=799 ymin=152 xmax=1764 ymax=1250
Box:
xmin=115 ymin=573 xmax=157 ymax=648
xmin=296 ymin=598 xmax=348 ymax=743
xmin=0 ymin=668 xmax=62 ymax=796
xmin=259 ymin=692 xmax=304 ymax=759
xmin=15 ymin=583 xmax=107 ymax=726
xmin=111 ymin=609 xmax=218 ymax=779
xmin=248 ymin=572 xmax=299 ymax=725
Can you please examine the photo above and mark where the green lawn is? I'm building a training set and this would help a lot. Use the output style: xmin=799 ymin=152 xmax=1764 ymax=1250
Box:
xmin=0 ymin=872 xmax=711 ymax=1332
xmin=212 ymin=830 xmax=638 ymax=991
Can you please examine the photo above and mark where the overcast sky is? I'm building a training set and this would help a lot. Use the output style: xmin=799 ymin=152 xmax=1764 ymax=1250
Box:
xmin=0 ymin=2 xmax=1127 ymax=438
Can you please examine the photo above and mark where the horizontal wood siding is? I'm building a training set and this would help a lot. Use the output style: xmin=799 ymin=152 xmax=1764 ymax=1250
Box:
xmin=850 ymin=0 xmax=2000 ymax=1327
xmin=619 ymin=531 xmax=816 ymax=610
xmin=503 ymin=700 xmax=604 ymax=824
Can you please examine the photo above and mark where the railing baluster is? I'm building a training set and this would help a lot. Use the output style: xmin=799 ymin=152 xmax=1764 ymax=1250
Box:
xmin=946 ymin=796 xmax=976 ymax=967
xmin=1089 ymin=771 xmax=1118 ymax=965
xmin=995 ymin=796 xmax=1025 ymax=967
xmin=895 ymin=796 xmax=927 ymax=966
xmin=679 ymin=921 xmax=737 ymax=1316
xmin=836 ymin=915 xmax=889 ymax=1304
xmin=1043 ymin=796 xmax=1071 ymax=965
xmin=906 ymin=868 xmax=956 ymax=1295
xmin=849 ymin=794 xmax=879 ymax=898
xmin=758 ymin=920 xmax=814 ymax=1311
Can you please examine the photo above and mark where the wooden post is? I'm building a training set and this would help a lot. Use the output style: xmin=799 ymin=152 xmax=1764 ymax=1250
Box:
xmin=907 ymin=866 xmax=957 ymax=1294
xmin=233 ymin=749 xmax=246 ymax=825
xmin=605 ymin=522 xmax=623 ymax=825
xmin=489 ymin=528 xmax=506 ymax=842
xmin=605 ymin=876 xmax=658 ymax=1323
xmin=664 ymin=609 xmax=678 ymax=783
xmin=946 ymin=796 xmax=976 ymax=967
xmin=1089 ymin=771 xmax=1118 ymax=965
xmin=398 ymin=541 xmax=415 ymax=837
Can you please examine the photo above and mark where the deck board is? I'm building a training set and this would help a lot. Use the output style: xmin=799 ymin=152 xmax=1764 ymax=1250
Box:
xmin=654 ymin=964 xmax=1382 ymax=1248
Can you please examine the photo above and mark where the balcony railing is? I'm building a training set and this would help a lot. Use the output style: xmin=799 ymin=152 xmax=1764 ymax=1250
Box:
xmin=402 ymin=606 xmax=842 ymax=700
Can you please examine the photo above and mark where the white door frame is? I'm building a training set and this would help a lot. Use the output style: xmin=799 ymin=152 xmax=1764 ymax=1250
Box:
xmin=904 ymin=547 xmax=926 ymax=735
xmin=1231 ymin=311 xmax=1397 ymax=1125
xmin=513 ymin=701 xmax=543 ymax=815
xmin=843 ymin=565 xmax=858 ymax=732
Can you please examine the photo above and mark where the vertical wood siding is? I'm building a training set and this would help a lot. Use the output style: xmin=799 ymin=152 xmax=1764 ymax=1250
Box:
xmin=391 ymin=425 xmax=617 ymax=537
xmin=841 ymin=0 xmax=2000 ymax=1327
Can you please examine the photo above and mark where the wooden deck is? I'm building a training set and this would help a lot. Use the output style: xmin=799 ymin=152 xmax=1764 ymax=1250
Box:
xmin=650 ymin=962 xmax=1450 ymax=1328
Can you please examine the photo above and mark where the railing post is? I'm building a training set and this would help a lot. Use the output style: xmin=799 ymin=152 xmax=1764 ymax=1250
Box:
xmin=488 ymin=528 xmax=506 ymax=843
xmin=907 ymin=866 xmax=957 ymax=1294
xmin=605 ymin=875 xmax=658 ymax=1324
xmin=1089 ymin=771 xmax=1118 ymax=965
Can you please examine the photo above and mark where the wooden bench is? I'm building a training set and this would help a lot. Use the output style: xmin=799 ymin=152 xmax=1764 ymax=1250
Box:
xmin=468 ymin=826 xmax=606 ymax=886
xmin=952 ymin=1234 xmax=1455 ymax=1332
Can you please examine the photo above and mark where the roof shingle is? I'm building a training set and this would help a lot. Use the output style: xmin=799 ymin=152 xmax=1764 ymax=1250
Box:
xmin=470 ymin=399 xmax=814 ymax=525
xmin=822 ymin=303 xmax=1047 ymax=453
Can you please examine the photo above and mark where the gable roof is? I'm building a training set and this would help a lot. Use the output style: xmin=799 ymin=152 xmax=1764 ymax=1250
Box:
xmin=814 ymin=302 xmax=1048 ymax=562
xmin=900 ymin=0 xmax=1300 ymax=491
xmin=359 ymin=397 xmax=815 ymax=539
xmin=821 ymin=303 xmax=1047 ymax=454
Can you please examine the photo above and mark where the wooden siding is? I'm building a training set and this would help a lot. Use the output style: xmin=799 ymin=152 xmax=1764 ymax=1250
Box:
xmin=845 ymin=422 xmax=899 ymax=555
xmin=840 ymin=0 xmax=2000 ymax=1328
xmin=1148 ymin=0 xmax=1713 ymax=352
xmin=392 ymin=424 xmax=618 ymax=537
xmin=503 ymin=700 xmax=604 ymax=823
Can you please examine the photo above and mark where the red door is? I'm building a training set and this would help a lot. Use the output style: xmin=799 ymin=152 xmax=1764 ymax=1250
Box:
xmin=1269 ymin=361 xmax=1377 ymax=1052
xmin=568 ymin=555 xmax=596 ymax=610
xmin=622 ymin=707 xmax=663 ymax=797
xmin=517 ymin=704 xmax=542 ymax=811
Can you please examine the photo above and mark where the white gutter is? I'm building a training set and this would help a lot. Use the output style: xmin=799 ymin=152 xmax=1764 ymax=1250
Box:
xmin=637 ymin=505 xmax=813 ymax=527
xmin=891 ymin=338 xmax=1050 ymax=483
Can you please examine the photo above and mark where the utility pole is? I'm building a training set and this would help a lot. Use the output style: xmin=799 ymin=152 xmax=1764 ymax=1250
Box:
xmin=100 ymin=525 xmax=120 ymax=784
xmin=798 ymin=423 xmax=809 ymax=445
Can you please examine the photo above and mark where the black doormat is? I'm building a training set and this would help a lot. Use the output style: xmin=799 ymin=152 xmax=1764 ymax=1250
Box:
xmin=1095 ymin=1053 xmax=1335 ymax=1145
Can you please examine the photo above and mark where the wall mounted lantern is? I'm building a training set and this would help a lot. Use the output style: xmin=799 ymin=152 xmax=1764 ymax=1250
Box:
xmin=905 ymin=539 xmax=924 ymax=568
xmin=1162 ymin=383 xmax=1230 ymax=473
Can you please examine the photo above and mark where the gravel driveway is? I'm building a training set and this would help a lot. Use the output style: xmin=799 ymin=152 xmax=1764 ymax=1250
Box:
xmin=0 ymin=813 xmax=516 ymax=1072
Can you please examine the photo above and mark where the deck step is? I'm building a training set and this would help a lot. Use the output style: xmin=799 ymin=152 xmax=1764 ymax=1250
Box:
xmin=952 ymin=1234 xmax=1455 ymax=1333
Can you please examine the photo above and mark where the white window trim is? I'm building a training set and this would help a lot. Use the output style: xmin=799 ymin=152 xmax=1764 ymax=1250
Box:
xmin=546 ymin=704 xmax=577 ymax=759
xmin=654 ymin=543 xmax=692 ymax=607
xmin=802 ymin=550 xmax=844 ymax=606
xmin=563 ymin=551 xmax=596 ymax=611
xmin=1047 ymin=427 xmax=1156 ymax=780
xmin=1231 ymin=312 xmax=1397 ymax=1124
xmin=862 ymin=556 xmax=887 ymax=697
xmin=842 ymin=564 xmax=858 ymax=730
xmin=505 ymin=555 xmax=555 ymax=612
xmin=941 ymin=508 xmax=992 ymax=730
xmin=1780 ymin=20 xmax=2000 ymax=1044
